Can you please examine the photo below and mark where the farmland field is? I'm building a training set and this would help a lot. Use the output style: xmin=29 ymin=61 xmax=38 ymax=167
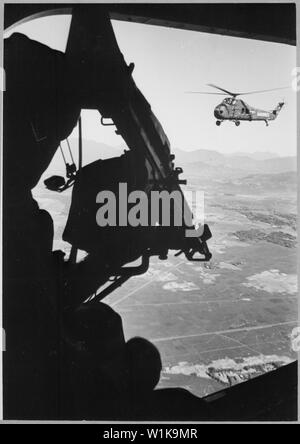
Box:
xmin=33 ymin=147 xmax=298 ymax=398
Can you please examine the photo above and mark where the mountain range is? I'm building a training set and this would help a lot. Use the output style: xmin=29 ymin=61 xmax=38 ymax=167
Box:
xmin=45 ymin=138 xmax=296 ymax=185
xmin=172 ymin=147 xmax=296 ymax=177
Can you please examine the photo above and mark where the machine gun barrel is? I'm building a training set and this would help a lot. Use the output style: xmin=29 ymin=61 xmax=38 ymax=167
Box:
xmin=66 ymin=5 xmax=211 ymax=263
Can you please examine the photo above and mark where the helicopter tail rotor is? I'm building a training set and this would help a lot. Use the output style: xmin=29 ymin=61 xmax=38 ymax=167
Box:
xmin=272 ymin=101 xmax=285 ymax=117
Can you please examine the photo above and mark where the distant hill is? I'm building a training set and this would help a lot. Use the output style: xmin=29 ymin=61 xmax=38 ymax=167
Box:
xmin=179 ymin=161 xmax=248 ymax=180
xmin=219 ymin=171 xmax=297 ymax=194
xmin=225 ymin=155 xmax=295 ymax=174
xmin=40 ymin=139 xmax=296 ymax=187
xmin=42 ymin=138 xmax=124 ymax=178
xmin=68 ymin=138 xmax=124 ymax=164
xmin=173 ymin=148 xmax=224 ymax=165
xmin=228 ymin=151 xmax=279 ymax=161
xmin=259 ymin=157 xmax=297 ymax=174
xmin=173 ymin=148 xmax=283 ymax=164
xmin=237 ymin=171 xmax=297 ymax=189
xmin=172 ymin=148 xmax=296 ymax=179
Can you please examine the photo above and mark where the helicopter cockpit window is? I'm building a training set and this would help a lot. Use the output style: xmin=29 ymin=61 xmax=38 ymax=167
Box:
xmin=224 ymin=97 xmax=236 ymax=105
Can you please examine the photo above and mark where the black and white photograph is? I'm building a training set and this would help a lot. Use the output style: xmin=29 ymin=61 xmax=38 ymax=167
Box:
xmin=0 ymin=2 xmax=298 ymax=424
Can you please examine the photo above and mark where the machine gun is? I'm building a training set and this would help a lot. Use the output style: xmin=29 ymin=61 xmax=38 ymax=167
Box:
xmin=62 ymin=6 xmax=212 ymax=303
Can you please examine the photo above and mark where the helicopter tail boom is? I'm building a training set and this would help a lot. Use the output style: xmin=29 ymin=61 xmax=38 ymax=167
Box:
xmin=271 ymin=101 xmax=285 ymax=119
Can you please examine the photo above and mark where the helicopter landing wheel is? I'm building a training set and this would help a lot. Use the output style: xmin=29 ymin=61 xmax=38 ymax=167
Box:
xmin=235 ymin=121 xmax=240 ymax=126
xmin=216 ymin=120 xmax=221 ymax=126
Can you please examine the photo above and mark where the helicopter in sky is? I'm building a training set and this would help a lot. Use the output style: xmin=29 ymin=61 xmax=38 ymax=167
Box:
xmin=187 ymin=84 xmax=287 ymax=126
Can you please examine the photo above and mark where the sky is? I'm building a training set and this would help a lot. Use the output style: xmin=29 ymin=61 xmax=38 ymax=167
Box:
xmin=4 ymin=14 xmax=297 ymax=157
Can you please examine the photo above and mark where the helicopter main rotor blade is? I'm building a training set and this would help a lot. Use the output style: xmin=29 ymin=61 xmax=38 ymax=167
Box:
xmin=185 ymin=91 xmax=227 ymax=95
xmin=207 ymin=84 xmax=238 ymax=96
xmin=207 ymin=84 xmax=289 ymax=97
xmin=237 ymin=86 xmax=289 ymax=96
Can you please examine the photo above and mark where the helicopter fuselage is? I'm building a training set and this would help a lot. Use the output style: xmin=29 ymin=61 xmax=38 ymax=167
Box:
xmin=214 ymin=97 xmax=284 ymax=126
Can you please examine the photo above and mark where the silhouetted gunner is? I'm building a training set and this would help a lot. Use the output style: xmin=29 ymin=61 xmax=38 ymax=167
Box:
xmin=3 ymin=32 xmax=82 ymax=419
xmin=3 ymin=31 xmax=211 ymax=421
xmin=3 ymin=32 xmax=152 ymax=420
